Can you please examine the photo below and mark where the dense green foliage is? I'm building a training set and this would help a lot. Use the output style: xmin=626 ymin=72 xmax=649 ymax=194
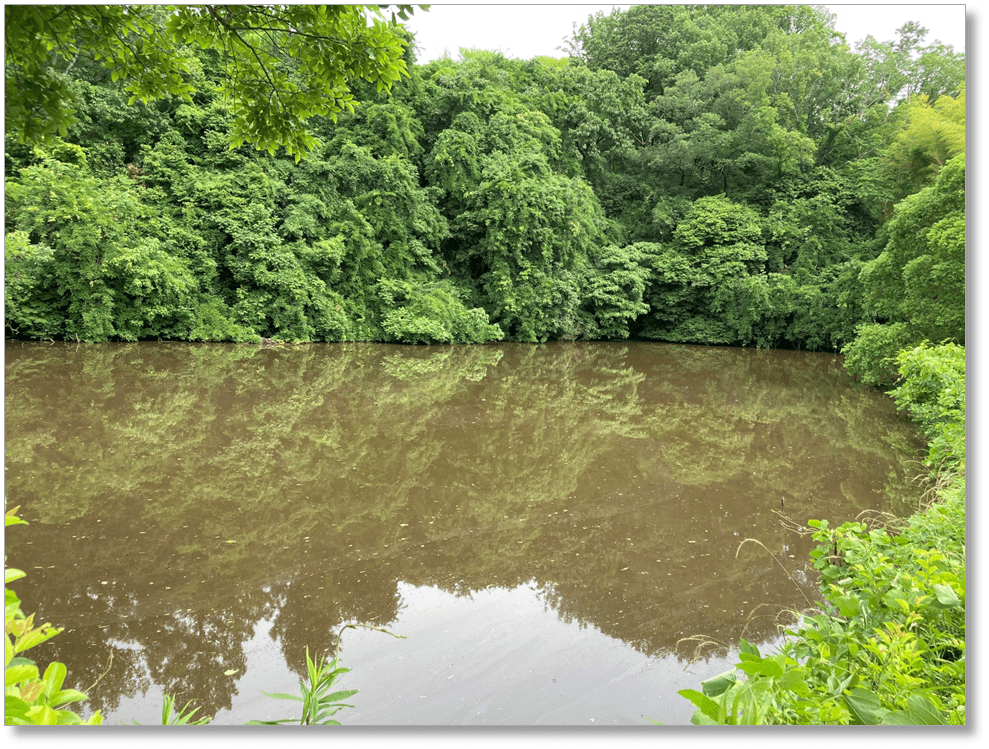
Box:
xmin=5 ymin=4 xmax=964 ymax=366
xmin=890 ymin=342 xmax=966 ymax=469
xmin=4 ymin=4 xmax=420 ymax=158
xmin=678 ymin=344 xmax=965 ymax=725
xmin=843 ymin=154 xmax=966 ymax=386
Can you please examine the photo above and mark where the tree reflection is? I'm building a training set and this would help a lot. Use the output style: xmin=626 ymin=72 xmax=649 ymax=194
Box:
xmin=4 ymin=340 xmax=925 ymax=721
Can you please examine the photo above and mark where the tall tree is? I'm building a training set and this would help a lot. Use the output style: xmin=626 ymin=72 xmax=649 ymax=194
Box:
xmin=854 ymin=21 xmax=965 ymax=106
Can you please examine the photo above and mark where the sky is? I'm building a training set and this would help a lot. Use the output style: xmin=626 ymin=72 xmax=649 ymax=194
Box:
xmin=402 ymin=3 xmax=968 ymax=64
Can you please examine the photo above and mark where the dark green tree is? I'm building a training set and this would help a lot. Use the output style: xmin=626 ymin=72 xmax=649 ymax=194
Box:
xmin=639 ymin=196 xmax=767 ymax=345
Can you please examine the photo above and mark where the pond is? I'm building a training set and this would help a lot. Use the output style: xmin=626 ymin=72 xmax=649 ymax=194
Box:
xmin=3 ymin=340 xmax=926 ymax=725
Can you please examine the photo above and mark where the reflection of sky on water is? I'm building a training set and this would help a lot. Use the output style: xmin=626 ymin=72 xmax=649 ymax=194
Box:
xmin=337 ymin=581 xmax=762 ymax=726
xmin=116 ymin=581 xmax=758 ymax=726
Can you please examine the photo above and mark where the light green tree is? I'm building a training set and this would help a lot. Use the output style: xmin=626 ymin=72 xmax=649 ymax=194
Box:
xmin=4 ymin=4 xmax=422 ymax=158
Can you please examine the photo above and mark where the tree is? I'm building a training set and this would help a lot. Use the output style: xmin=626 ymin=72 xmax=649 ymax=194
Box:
xmin=876 ymin=88 xmax=965 ymax=211
xmin=518 ymin=59 xmax=651 ymax=189
xmin=854 ymin=21 xmax=964 ymax=106
xmin=4 ymin=3 xmax=963 ymax=353
xmin=639 ymin=196 xmax=767 ymax=345
xmin=583 ymin=244 xmax=651 ymax=340
xmin=4 ymin=4 xmax=422 ymax=159
xmin=844 ymin=154 xmax=965 ymax=386
xmin=567 ymin=4 xmax=841 ymax=98
xmin=2 ymin=146 xmax=260 ymax=343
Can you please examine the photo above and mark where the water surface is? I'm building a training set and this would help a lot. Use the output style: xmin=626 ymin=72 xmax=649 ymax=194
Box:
xmin=3 ymin=341 xmax=926 ymax=725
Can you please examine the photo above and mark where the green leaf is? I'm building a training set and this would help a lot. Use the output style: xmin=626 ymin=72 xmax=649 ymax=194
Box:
xmin=6 ymin=663 xmax=40 ymax=687
xmin=51 ymin=688 xmax=89 ymax=706
xmin=314 ymin=705 xmax=352 ymax=722
xmin=834 ymin=594 xmax=862 ymax=618
xmin=259 ymin=691 xmax=304 ymax=702
xmin=738 ymin=638 xmax=760 ymax=658
xmin=882 ymin=695 xmax=948 ymax=725
xmin=6 ymin=657 xmax=36 ymax=670
xmin=41 ymin=661 xmax=67 ymax=701
xmin=775 ymin=668 xmax=811 ymax=696
xmin=933 ymin=583 xmax=961 ymax=607
xmin=700 ymin=669 xmax=737 ymax=698
xmin=320 ymin=689 xmax=358 ymax=703
xmin=737 ymin=657 xmax=784 ymax=679
xmin=4 ymin=695 xmax=33 ymax=720
xmin=55 ymin=708 xmax=84 ymax=725
xmin=14 ymin=624 xmax=63 ymax=653
xmin=29 ymin=704 xmax=59 ymax=725
xmin=678 ymin=688 xmax=725 ymax=724
xmin=843 ymin=687 xmax=883 ymax=725
xmin=6 ymin=587 xmax=23 ymax=614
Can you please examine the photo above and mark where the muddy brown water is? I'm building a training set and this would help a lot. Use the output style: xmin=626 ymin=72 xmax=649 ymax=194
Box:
xmin=3 ymin=341 xmax=926 ymax=725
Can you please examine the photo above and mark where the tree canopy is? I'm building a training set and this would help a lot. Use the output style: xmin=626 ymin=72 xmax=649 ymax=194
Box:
xmin=4 ymin=4 xmax=965 ymax=387
xmin=4 ymin=4 xmax=420 ymax=158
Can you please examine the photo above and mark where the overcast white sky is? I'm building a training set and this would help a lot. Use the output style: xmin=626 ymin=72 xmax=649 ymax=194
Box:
xmin=402 ymin=3 xmax=968 ymax=64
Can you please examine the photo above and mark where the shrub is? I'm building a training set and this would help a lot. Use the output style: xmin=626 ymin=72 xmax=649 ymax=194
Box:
xmin=842 ymin=321 xmax=917 ymax=388
xmin=377 ymin=277 xmax=504 ymax=344
xmin=890 ymin=341 xmax=965 ymax=468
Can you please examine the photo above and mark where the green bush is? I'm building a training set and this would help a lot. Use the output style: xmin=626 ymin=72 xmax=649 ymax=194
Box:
xmin=584 ymin=243 xmax=650 ymax=340
xmin=842 ymin=321 xmax=918 ymax=388
xmin=890 ymin=342 xmax=965 ymax=468
xmin=377 ymin=277 xmax=504 ymax=344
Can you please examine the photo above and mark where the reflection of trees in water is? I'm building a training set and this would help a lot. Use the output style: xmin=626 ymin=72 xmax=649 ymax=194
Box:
xmin=633 ymin=343 xmax=924 ymax=520
xmin=404 ymin=486 xmax=824 ymax=659
xmin=4 ymin=341 xmax=924 ymax=718
xmin=24 ymin=555 xmax=271 ymax=717
xmin=267 ymin=558 xmax=403 ymax=678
